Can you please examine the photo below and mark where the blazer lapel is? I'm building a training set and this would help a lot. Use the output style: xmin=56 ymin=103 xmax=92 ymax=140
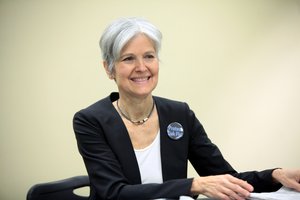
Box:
xmin=155 ymin=97 xmax=189 ymax=181
xmin=103 ymin=94 xmax=141 ymax=184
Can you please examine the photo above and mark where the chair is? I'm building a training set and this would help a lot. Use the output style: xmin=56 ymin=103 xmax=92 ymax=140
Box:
xmin=26 ymin=175 xmax=90 ymax=200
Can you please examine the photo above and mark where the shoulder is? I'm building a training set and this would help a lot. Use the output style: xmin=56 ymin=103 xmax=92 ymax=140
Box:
xmin=153 ymin=96 xmax=194 ymax=124
xmin=154 ymin=96 xmax=190 ymax=112
xmin=77 ymin=97 xmax=109 ymax=116
xmin=73 ymin=93 xmax=118 ymax=124
xmin=154 ymin=96 xmax=198 ymax=125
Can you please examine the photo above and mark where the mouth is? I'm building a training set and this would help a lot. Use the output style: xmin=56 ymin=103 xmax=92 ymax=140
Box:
xmin=130 ymin=76 xmax=151 ymax=83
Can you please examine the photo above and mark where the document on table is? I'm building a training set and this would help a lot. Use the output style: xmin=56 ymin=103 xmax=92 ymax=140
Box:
xmin=249 ymin=186 xmax=300 ymax=200
xmin=179 ymin=196 xmax=194 ymax=200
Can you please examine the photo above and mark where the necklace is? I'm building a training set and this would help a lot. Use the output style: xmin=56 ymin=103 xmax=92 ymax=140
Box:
xmin=116 ymin=99 xmax=155 ymax=125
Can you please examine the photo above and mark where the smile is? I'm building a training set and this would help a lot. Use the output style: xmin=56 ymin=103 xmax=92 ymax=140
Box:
xmin=131 ymin=76 xmax=151 ymax=83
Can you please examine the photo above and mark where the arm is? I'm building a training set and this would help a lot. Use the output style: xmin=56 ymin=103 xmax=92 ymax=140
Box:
xmin=185 ymin=104 xmax=282 ymax=198
xmin=73 ymin=109 xmax=193 ymax=200
xmin=232 ymin=169 xmax=282 ymax=192
xmin=272 ymin=168 xmax=300 ymax=192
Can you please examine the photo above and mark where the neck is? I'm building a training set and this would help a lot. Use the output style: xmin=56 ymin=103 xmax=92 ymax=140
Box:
xmin=117 ymin=95 xmax=154 ymax=124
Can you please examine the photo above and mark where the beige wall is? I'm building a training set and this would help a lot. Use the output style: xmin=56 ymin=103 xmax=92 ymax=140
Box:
xmin=1 ymin=0 xmax=300 ymax=199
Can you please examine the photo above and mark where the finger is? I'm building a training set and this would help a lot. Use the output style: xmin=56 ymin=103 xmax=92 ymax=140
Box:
xmin=292 ymin=185 xmax=300 ymax=192
xmin=227 ymin=175 xmax=254 ymax=192
xmin=234 ymin=184 xmax=251 ymax=198
xmin=222 ymin=176 xmax=252 ymax=199
xmin=226 ymin=183 xmax=251 ymax=199
xmin=213 ymin=189 xmax=240 ymax=200
xmin=284 ymin=180 xmax=300 ymax=192
xmin=222 ymin=186 xmax=247 ymax=200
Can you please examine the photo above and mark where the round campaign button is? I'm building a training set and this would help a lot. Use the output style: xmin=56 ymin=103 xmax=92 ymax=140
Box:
xmin=167 ymin=122 xmax=184 ymax=140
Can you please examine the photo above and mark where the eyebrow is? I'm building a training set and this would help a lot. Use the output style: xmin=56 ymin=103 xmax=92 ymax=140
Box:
xmin=119 ymin=51 xmax=156 ymax=59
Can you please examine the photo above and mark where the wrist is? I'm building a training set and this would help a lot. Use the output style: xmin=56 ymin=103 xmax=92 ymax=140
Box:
xmin=190 ymin=177 xmax=203 ymax=196
xmin=272 ymin=168 xmax=282 ymax=183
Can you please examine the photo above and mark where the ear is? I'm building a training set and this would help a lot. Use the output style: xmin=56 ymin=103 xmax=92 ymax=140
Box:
xmin=103 ymin=61 xmax=114 ymax=80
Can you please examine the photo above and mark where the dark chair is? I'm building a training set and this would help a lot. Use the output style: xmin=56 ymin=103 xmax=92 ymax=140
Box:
xmin=26 ymin=175 xmax=90 ymax=200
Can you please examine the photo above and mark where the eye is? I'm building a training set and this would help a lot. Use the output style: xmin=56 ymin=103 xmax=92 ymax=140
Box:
xmin=121 ymin=56 xmax=135 ymax=63
xmin=144 ymin=54 xmax=156 ymax=61
xmin=122 ymin=56 xmax=134 ymax=61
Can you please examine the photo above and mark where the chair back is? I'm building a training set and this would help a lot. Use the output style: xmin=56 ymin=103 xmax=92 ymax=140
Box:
xmin=27 ymin=176 xmax=90 ymax=200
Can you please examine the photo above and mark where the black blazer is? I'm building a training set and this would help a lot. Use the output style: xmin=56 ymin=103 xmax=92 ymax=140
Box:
xmin=73 ymin=92 xmax=281 ymax=200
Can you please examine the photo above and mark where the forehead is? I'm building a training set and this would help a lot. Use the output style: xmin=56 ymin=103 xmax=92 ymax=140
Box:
xmin=120 ymin=34 xmax=155 ymax=55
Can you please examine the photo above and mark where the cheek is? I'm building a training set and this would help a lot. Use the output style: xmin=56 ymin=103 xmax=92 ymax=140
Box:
xmin=151 ymin=61 xmax=159 ymax=74
xmin=114 ymin=69 xmax=131 ymax=85
xmin=154 ymin=65 xmax=159 ymax=76
xmin=114 ymin=66 xmax=126 ymax=78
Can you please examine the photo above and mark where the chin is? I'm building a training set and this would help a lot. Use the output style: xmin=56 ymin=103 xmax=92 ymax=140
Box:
xmin=131 ymin=89 xmax=154 ymax=98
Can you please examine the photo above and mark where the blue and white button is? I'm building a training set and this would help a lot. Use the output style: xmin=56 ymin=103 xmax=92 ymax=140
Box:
xmin=167 ymin=122 xmax=184 ymax=140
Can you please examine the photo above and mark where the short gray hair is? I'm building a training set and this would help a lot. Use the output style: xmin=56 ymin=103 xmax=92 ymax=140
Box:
xmin=99 ymin=17 xmax=162 ymax=74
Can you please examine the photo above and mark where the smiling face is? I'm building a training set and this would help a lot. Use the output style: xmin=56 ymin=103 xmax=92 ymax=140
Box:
xmin=105 ymin=34 xmax=159 ymax=100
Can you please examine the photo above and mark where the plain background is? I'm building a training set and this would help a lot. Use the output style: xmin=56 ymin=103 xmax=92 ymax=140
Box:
xmin=1 ymin=0 xmax=300 ymax=199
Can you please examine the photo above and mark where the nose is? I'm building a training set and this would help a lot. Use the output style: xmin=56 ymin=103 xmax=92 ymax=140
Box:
xmin=135 ymin=57 xmax=147 ymax=71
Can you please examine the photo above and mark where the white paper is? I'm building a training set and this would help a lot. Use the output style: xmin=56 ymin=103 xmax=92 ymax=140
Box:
xmin=179 ymin=196 xmax=194 ymax=200
xmin=249 ymin=186 xmax=300 ymax=200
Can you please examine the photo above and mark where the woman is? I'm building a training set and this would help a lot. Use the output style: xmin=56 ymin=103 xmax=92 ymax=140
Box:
xmin=73 ymin=17 xmax=300 ymax=200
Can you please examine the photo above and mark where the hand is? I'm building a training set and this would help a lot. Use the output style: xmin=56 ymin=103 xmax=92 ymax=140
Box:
xmin=191 ymin=174 xmax=254 ymax=200
xmin=272 ymin=168 xmax=300 ymax=192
